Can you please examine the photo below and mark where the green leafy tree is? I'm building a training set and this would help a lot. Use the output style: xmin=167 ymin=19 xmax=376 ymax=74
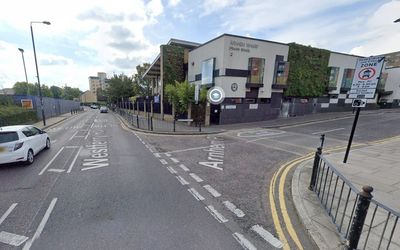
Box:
xmin=105 ymin=74 xmax=134 ymax=103
xmin=50 ymin=86 xmax=63 ymax=98
xmin=132 ymin=63 xmax=150 ymax=97
xmin=62 ymin=86 xmax=81 ymax=100
xmin=41 ymin=84 xmax=52 ymax=97
xmin=13 ymin=82 xmax=29 ymax=95
xmin=27 ymin=83 xmax=38 ymax=96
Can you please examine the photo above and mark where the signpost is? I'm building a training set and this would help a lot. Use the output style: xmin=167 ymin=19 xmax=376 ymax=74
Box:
xmin=344 ymin=56 xmax=385 ymax=163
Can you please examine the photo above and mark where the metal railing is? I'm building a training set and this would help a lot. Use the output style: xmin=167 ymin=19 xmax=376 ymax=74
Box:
xmin=310 ymin=148 xmax=400 ymax=249
xmin=116 ymin=108 xmax=203 ymax=133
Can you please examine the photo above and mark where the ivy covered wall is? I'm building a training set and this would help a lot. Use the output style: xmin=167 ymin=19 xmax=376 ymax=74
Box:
xmin=162 ymin=45 xmax=185 ymax=86
xmin=285 ymin=43 xmax=330 ymax=97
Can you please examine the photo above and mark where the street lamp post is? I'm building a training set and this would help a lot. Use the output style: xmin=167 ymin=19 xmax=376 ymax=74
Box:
xmin=18 ymin=48 xmax=28 ymax=83
xmin=30 ymin=21 xmax=50 ymax=126
xmin=394 ymin=18 xmax=400 ymax=23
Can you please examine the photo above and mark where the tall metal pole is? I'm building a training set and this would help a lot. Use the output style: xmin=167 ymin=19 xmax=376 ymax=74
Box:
xmin=18 ymin=48 xmax=28 ymax=83
xmin=343 ymin=107 xmax=361 ymax=163
xmin=30 ymin=21 xmax=50 ymax=126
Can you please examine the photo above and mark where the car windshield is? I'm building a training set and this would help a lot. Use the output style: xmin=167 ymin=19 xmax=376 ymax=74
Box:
xmin=0 ymin=131 xmax=19 ymax=143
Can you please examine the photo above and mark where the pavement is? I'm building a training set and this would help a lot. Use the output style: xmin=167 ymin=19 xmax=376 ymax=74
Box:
xmin=292 ymin=137 xmax=400 ymax=250
xmin=33 ymin=112 xmax=78 ymax=130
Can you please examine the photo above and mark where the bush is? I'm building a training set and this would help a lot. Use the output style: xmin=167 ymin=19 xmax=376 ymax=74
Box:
xmin=0 ymin=105 xmax=38 ymax=126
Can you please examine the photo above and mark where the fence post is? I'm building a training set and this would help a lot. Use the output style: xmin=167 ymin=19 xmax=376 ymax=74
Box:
xmin=150 ymin=116 xmax=153 ymax=131
xmin=136 ymin=115 xmax=139 ymax=128
xmin=309 ymin=147 xmax=322 ymax=190
xmin=320 ymin=134 xmax=325 ymax=149
xmin=199 ymin=122 xmax=202 ymax=132
xmin=347 ymin=186 xmax=373 ymax=250
xmin=173 ymin=119 xmax=176 ymax=132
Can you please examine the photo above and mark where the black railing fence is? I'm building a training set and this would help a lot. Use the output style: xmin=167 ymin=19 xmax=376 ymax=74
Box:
xmin=116 ymin=108 xmax=203 ymax=133
xmin=310 ymin=147 xmax=400 ymax=250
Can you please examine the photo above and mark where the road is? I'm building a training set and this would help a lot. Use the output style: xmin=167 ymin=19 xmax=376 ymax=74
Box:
xmin=1 ymin=109 xmax=399 ymax=249
xmin=0 ymin=110 xmax=242 ymax=250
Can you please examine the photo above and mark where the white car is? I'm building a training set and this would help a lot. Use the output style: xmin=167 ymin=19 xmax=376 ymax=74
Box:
xmin=0 ymin=125 xmax=50 ymax=165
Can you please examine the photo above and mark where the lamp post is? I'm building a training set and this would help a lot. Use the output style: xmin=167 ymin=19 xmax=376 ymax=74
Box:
xmin=30 ymin=21 xmax=50 ymax=126
xmin=18 ymin=48 xmax=28 ymax=83
xmin=394 ymin=18 xmax=400 ymax=23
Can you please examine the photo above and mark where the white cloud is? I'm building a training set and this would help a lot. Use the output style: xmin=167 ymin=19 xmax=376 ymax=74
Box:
xmin=168 ymin=0 xmax=181 ymax=7
xmin=202 ymin=0 xmax=239 ymax=16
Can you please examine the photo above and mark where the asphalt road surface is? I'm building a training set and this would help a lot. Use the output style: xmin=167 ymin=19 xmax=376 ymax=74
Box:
xmin=0 ymin=110 xmax=242 ymax=250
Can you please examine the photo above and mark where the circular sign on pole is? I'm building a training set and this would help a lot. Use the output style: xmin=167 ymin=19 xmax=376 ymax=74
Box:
xmin=207 ymin=87 xmax=225 ymax=104
xmin=358 ymin=67 xmax=376 ymax=80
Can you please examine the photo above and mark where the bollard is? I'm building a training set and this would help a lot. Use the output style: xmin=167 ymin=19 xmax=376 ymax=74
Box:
xmin=347 ymin=186 xmax=373 ymax=250
xmin=150 ymin=116 xmax=153 ymax=131
xmin=136 ymin=115 xmax=139 ymax=128
xmin=320 ymin=134 xmax=325 ymax=149
xmin=309 ymin=147 xmax=322 ymax=190
xmin=173 ymin=119 xmax=176 ymax=132
xmin=199 ymin=122 xmax=202 ymax=132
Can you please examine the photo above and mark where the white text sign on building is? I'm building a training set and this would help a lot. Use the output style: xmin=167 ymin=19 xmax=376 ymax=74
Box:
xmin=348 ymin=56 xmax=384 ymax=99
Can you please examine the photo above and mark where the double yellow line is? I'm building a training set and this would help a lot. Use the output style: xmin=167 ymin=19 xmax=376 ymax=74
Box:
xmin=269 ymin=135 xmax=400 ymax=249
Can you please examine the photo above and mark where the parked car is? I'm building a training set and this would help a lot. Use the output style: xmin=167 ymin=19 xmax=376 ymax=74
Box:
xmin=100 ymin=106 xmax=108 ymax=113
xmin=0 ymin=125 xmax=50 ymax=165
xmin=90 ymin=105 xmax=98 ymax=109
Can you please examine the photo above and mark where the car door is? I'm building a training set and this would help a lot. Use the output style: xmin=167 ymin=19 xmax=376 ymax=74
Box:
xmin=29 ymin=127 xmax=45 ymax=152
xmin=21 ymin=127 xmax=36 ymax=153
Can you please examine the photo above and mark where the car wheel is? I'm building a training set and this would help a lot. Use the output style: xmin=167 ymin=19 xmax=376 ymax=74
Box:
xmin=45 ymin=138 xmax=51 ymax=149
xmin=26 ymin=149 xmax=34 ymax=165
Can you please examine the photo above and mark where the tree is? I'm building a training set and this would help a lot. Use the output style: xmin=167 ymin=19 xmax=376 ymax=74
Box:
xmin=41 ymin=84 xmax=52 ymax=97
xmin=50 ymin=86 xmax=63 ymax=98
xmin=132 ymin=63 xmax=150 ymax=97
xmin=105 ymin=74 xmax=134 ymax=103
xmin=164 ymin=81 xmax=200 ymax=117
xmin=13 ymin=82 xmax=29 ymax=95
xmin=62 ymin=86 xmax=81 ymax=100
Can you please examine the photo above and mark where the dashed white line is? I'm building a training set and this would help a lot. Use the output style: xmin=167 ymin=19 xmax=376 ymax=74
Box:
xmin=187 ymin=188 xmax=205 ymax=201
xmin=84 ymin=130 xmax=90 ymax=140
xmin=189 ymin=173 xmax=203 ymax=183
xmin=68 ymin=131 xmax=79 ymax=140
xmin=223 ymin=201 xmax=245 ymax=218
xmin=67 ymin=146 xmax=82 ymax=173
xmin=178 ymin=164 xmax=189 ymax=171
xmin=22 ymin=198 xmax=58 ymax=250
xmin=47 ymin=169 xmax=65 ymax=173
xmin=170 ymin=157 xmax=179 ymax=163
xmin=203 ymin=185 xmax=221 ymax=197
xmin=159 ymin=159 xmax=168 ymax=165
xmin=0 ymin=203 xmax=17 ymax=225
xmin=176 ymin=175 xmax=189 ymax=185
xmin=166 ymin=166 xmax=177 ymax=174
xmin=205 ymin=205 xmax=228 ymax=223
xmin=311 ymin=127 xmax=345 ymax=135
xmin=65 ymin=146 xmax=80 ymax=149
xmin=165 ymin=153 xmax=172 ymax=157
xmin=0 ymin=231 xmax=28 ymax=247
xmin=154 ymin=153 xmax=161 ymax=158
xmin=90 ymin=122 xmax=94 ymax=128
xmin=39 ymin=147 xmax=65 ymax=175
xmin=149 ymin=148 xmax=154 ymax=153
xmin=251 ymin=225 xmax=283 ymax=249
xmin=232 ymin=233 xmax=257 ymax=250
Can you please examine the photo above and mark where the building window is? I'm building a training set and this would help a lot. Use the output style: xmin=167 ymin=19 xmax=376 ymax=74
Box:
xmin=247 ymin=58 xmax=265 ymax=84
xmin=341 ymin=68 xmax=355 ymax=89
xmin=275 ymin=62 xmax=290 ymax=85
xmin=201 ymin=58 xmax=215 ymax=85
xmin=328 ymin=67 xmax=340 ymax=87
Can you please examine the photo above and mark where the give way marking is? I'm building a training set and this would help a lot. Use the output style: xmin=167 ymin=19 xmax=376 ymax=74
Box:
xmin=0 ymin=203 xmax=28 ymax=247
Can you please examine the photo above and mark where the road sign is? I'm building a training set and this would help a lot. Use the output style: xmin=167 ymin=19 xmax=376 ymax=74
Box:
xmin=352 ymin=99 xmax=366 ymax=108
xmin=207 ymin=87 xmax=225 ymax=104
xmin=348 ymin=56 xmax=385 ymax=99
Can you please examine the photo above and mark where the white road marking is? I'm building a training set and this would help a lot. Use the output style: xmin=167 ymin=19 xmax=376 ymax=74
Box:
xmin=232 ymin=233 xmax=257 ymax=250
xmin=164 ymin=146 xmax=210 ymax=154
xmin=0 ymin=231 xmax=28 ymax=247
xmin=154 ymin=153 xmax=161 ymax=158
xmin=90 ymin=122 xmax=94 ymax=128
xmin=67 ymin=146 xmax=83 ymax=173
xmin=84 ymin=130 xmax=90 ymax=140
xmin=178 ymin=164 xmax=189 ymax=172
xmin=237 ymin=129 xmax=285 ymax=138
xmin=189 ymin=173 xmax=203 ymax=183
xmin=68 ymin=131 xmax=79 ymax=140
xmin=148 ymin=148 xmax=154 ymax=153
xmin=159 ymin=159 xmax=168 ymax=165
xmin=311 ymin=127 xmax=345 ymax=135
xmin=222 ymin=201 xmax=245 ymax=218
xmin=187 ymin=188 xmax=205 ymax=201
xmin=176 ymin=176 xmax=189 ymax=185
xmin=73 ymin=135 xmax=85 ymax=138
xmin=251 ymin=225 xmax=283 ymax=249
xmin=198 ymin=162 xmax=223 ymax=171
xmin=166 ymin=166 xmax=177 ymax=174
xmin=51 ymin=140 xmax=57 ymax=144
xmin=170 ymin=157 xmax=179 ymax=163
xmin=165 ymin=153 xmax=172 ymax=157
xmin=39 ymin=147 xmax=65 ymax=175
xmin=0 ymin=203 xmax=17 ymax=225
xmin=22 ymin=198 xmax=58 ymax=250
xmin=47 ymin=169 xmax=65 ymax=173
xmin=205 ymin=205 xmax=228 ymax=223
xmin=203 ymin=185 xmax=221 ymax=197
xmin=65 ymin=146 xmax=80 ymax=149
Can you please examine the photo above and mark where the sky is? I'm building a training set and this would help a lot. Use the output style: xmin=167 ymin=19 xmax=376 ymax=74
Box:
xmin=0 ymin=0 xmax=399 ymax=91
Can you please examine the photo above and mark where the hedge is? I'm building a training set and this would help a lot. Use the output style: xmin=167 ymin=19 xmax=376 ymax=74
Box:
xmin=0 ymin=105 xmax=38 ymax=126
